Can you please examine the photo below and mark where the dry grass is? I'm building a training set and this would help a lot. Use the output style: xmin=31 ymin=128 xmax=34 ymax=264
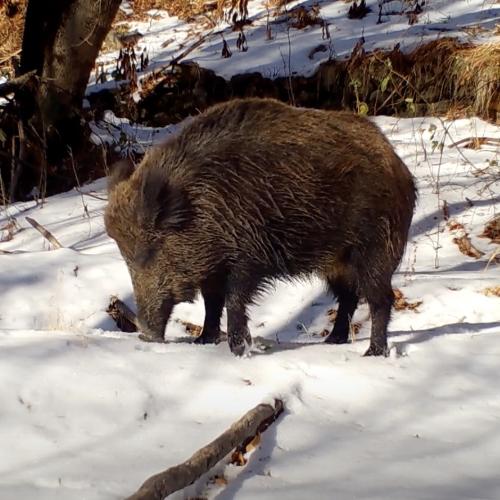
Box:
xmin=414 ymin=39 xmax=500 ymax=117
xmin=455 ymin=42 xmax=500 ymax=117
xmin=346 ymin=37 xmax=499 ymax=120
xmin=132 ymin=0 xmax=244 ymax=21
xmin=133 ymin=0 xmax=210 ymax=19
xmin=0 ymin=0 xmax=26 ymax=76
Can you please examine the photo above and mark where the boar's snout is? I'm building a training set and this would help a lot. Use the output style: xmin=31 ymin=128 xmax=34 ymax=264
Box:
xmin=136 ymin=297 xmax=173 ymax=343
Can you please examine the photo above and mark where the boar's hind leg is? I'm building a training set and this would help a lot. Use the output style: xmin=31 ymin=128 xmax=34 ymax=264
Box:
xmin=324 ymin=280 xmax=359 ymax=345
xmin=364 ymin=283 xmax=394 ymax=357
xmin=195 ymin=276 xmax=226 ymax=345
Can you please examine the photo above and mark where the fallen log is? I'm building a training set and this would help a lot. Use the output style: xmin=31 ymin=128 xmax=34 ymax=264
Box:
xmin=106 ymin=296 xmax=138 ymax=332
xmin=126 ymin=399 xmax=284 ymax=500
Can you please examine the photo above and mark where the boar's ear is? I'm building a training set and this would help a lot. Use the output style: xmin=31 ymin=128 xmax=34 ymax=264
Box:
xmin=107 ymin=158 xmax=135 ymax=192
xmin=139 ymin=167 xmax=191 ymax=230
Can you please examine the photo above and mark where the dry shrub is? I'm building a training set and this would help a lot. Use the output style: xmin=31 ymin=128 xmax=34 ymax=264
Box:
xmin=348 ymin=0 xmax=370 ymax=20
xmin=0 ymin=0 xmax=26 ymax=76
xmin=417 ymin=39 xmax=500 ymax=118
xmin=268 ymin=0 xmax=294 ymax=14
xmin=288 ymin=5 xmax=321 ymax=29
xmin=346 ymin=38 xmax=499 ymax=119
xmin=455 ymin=42 xmax=500 ymax=117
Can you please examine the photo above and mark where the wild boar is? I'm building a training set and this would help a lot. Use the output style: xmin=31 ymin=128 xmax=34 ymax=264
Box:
xmin=104 ymin=98 xmax=416 ymax=356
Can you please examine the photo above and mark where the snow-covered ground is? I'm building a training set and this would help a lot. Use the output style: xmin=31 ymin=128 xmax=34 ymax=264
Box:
xmin=1 ymin=0 xmax=499 ymax=498
xmin=1 ymin=115 xmax=499 ymax=499
xmin=89 ymin=0 xmax=500 ymax=87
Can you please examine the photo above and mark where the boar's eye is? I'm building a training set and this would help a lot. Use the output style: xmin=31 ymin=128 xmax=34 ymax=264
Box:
xmin=134 ymin=246 xmax=157 ymax=268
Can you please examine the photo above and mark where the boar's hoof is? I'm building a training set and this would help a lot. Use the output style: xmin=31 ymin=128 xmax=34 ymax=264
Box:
xmin=324 ymin=333 xmax=349 ymax=344
xmin=138 ymin=333 xmax=166 ymax=343
xmin=228 ymin=336 xmax=247 ymax=357
xmin=363 ymin=344 xmax=390 ymax=357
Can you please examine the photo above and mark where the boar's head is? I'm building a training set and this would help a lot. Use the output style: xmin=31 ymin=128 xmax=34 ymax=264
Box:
xmin=104 ymin=158 xmax=193 ymax=341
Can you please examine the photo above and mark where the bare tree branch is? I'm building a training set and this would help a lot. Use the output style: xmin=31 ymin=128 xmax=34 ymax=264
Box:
xmin=0 ymin=70 xmax=37 ymax=97
xmin=126 ymin=399 xmax=284 ymax=500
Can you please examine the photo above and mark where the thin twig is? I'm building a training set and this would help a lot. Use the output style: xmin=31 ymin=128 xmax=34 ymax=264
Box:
xmin=0 ymin=249 xmax=27 ymax=254
xmin=75 ymin=187 xmax=108 ymax=201
xmin=25 ymin=217 xmax=63 ymax=249
xmin=448 ymin=137 xmax=500 ymax=148
xmin=284 ymin=3 xmax=295 ymax=106
xmin=68 ymin=147 xmax=90 ymax=218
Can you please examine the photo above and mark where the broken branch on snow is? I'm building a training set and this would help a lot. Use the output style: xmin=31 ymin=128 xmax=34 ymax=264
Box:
xmin=106 ymin=296 xmax=138 ymax=332
xmin=25 ymin=217 xmax=63 ymax=249
xmin=126 ymin=399 xmax=284 ymax=500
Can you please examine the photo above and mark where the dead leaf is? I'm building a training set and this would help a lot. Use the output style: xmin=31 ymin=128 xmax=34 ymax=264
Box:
xmin=325 ymin=309 xmax=362 ymax=337
xmin=181 ymin=321 xmax=203 ymax=337
xmin=245 ymin=433 xmax=261 ymax=453
xmin=230 ymin=450 xmax=247 ymax=466
xmin=480 ymin=215 xmax=500 ymax=244
xmin=177 ymin=320 xmax=228 ymax=340
xmin=212 ymin=475 xmax=228 ymax=486
xmin=483 ymin=287 xmax=500 ymax=297
xmin=393 ymin=288 xmax=423 ymax=312
xmin=350 ymin=322 xmax=362 ymax=335
xmin=453 ymin=234 xmax=485 ymax=259
xmin=0 ymin=219 xmax=18 ymax=242
xmin=447 ymin=220 xmax=465 ymax=232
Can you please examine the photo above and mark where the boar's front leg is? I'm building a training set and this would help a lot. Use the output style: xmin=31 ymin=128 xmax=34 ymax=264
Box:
xmin=364 ymin=283 xmax=394 ymax=357
xmin=225 ymin=278 xmax=255 ymax=356
xmin=195 ymin=274 xmax=227 ymax=345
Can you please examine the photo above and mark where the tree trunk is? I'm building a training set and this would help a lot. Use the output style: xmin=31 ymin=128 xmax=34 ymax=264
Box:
xmin=12 ymin=0 xmax=121 ymax=199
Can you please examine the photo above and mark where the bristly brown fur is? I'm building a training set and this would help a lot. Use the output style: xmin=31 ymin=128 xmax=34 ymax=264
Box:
xmin=105 ymin=98 xmax=416 ymax=356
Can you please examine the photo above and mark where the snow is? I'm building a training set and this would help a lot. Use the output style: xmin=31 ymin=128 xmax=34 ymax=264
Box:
xmin=1 ymin=0 xmax=500 ymax=497
xmin=88 ymin=0 xmax=500 ymax=86
xmin=89 ymin=110 xmax=192 ymax=154
xmin=1 ymin=115 xmax=499 ymax=499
